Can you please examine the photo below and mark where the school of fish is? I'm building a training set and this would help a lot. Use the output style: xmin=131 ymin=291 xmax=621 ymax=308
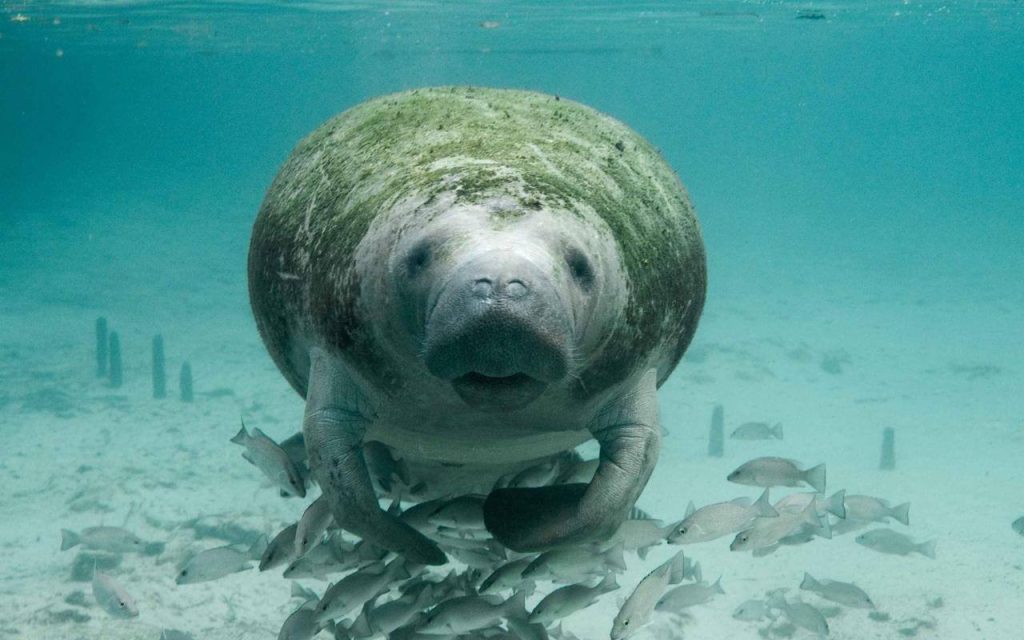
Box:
xmin=59 ymin=419 xmax=941 ymax=639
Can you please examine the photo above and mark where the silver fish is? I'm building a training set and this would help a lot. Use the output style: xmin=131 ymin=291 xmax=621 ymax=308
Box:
xmin=92 ymin=572 xmax=139 ymax=618
xmin=316 ymin=558 xmax=410 ymax=623
xmin=775 ymin=489 xmax=846 ymax=519
xmin=480 ymin=558 xmax=534 ymax=594
xmin=496 ymin=458 xmax=562 ymax=489
xmin=445 ymin=544 xmax=507 ymax=569
xmin=730 ymin=502 xmax=822 ymax=553
xmin=606 ymin=519 xmax=672 ymax=558
xmin=843 ymin=495 xmax=910 ymax=525
xmin=727 ymin=457 xmax=826 ymax=493
xmin=506 ymin=616 xmax=550 ymax=640
xmin=417 ymin=591 xmax=527 ymax=635
xmin=669 ymin=489 xmax=777 ymax=544
xmin=611 ymin=556 xmax=673 ymax=639
xmin=529 ymin=573 xmax=618 ymax=625
xmin=654 ymin=577 xmax=724 ymax=613
xmin=830 ymin=517 xmax=872 ymax=536
xmin=231 ymin=421 xmax=306 ymax=497
xmin=279 ymin=600 xmax=329 ymax=640
xmin=428 ymin=495 xmax=487 ymax=529
xmin=261 ymin=523 xmax=299 ymax=571
xmin=732 ymin=598 xmax=768 ymax=621
xmin=176 ymin=537 xmax=264 ymax=584
xmin=729 ymin=421 xmax=783 ymax=440
xmin=295 ymin=494 xmax=333 ymax=557
xmin=855 ymin=528 xmax=936 ymax=558
xmin=360 ymin=585 xmax=436 ymax=636
xmin=522 ymin=543 xmax=626 ymax=581
xmin=61 ymin=526 xmax=145 ymax=553
xmin=400 ymin=497 xmax=449 ymax=533
xmin=800 ymin=572 xmax=874 ymax=608
xmin=770 ymin=595 xmax=828 ymax=636
xmin=278 ymin=432 xmax=313 ymax=492
xmin=363 ymin=440 xmax=412 ymax=492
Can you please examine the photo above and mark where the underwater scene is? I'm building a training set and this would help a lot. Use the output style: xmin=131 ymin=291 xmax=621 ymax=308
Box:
xmin=1 ymin=2 xmax=1022 ymax=639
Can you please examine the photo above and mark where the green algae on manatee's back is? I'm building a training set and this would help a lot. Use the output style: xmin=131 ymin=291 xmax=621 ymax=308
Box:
xmin=249 ymin=86 xmax=705 ymax=398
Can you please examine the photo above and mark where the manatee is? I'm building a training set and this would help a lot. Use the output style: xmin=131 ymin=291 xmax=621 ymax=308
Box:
xmin=248 ymin=86 xmax=706 ymax=565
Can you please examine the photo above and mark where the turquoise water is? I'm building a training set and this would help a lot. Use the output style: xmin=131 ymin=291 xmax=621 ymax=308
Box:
xmin=1 ymin=2 xmax=1022 ymax=639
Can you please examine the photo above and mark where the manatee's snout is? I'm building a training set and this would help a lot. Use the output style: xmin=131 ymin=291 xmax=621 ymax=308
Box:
xmin=423 ymin=251 xmax=572 ymax=411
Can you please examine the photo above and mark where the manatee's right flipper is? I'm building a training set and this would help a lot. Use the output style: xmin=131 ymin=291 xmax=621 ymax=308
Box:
xmin=303 ymin=348 xmax=446 ymax=566
xmin=484 ymin=368 xmax=661 ymax=551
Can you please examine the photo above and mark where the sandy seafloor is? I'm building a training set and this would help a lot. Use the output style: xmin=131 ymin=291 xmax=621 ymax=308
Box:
xmin=0 ymin=196 xmax=1022 ymax=640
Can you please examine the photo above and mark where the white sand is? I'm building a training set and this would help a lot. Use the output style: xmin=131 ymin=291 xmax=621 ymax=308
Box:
xmin=1 ymin=206 xmax=1021 ymax=639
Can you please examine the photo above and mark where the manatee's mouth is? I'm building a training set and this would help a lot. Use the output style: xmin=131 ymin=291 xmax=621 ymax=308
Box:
xmin=450 ymin=371 xmax=548 ymax=412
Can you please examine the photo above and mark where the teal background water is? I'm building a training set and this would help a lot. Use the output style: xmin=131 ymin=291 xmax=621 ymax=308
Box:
xmin=1 ymin=2 xmax=1022 ymax=639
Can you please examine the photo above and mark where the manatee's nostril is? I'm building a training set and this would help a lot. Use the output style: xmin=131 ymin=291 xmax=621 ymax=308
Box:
xmin=472 ymin=279 xmax=493 ymax=298
xmin=506 ymin=280 xmax=528 ymax=299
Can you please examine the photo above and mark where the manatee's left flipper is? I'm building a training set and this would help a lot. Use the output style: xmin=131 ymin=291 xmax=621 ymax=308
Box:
xmin=303 ymin=348 xmax=446 ymax=566
xmin=484 ymin=368 xmax=661 ymax=551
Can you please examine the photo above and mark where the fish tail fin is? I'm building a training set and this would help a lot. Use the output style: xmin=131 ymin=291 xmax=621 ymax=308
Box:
xmin=505 ymin=589 xmax=529 ymax=619
xmin=637 ymin=545 xmax=650 ymax=560
xmin=754 ymin=489 xmax=777 ymax=517
xmin=667 ymin=550 xmax=686 ymax=585
xmin=349 ymin=609 xmax=372 ymax=638
xmin=230 ymin=421 xmax=248 ymax=445
xmin=60 ymin=529 xmax=80 ymax=551
xmin=799 ymin=502 xmax=822 ymax=528
xmin=918 ymin=539 xmax=937 ymax=559
xmin=599 ymin=572 xmax=619 ymax=592
xmin=390 ymin=559 xmax=412 ymax=581
xmin=605 ymin=542 xmax=627 ymax=571
xmin=773 ymin=423 xmax=784 ymax=439
xmin=691 ymin=560 xmax=703 ymax=583
xmin=825 ymin=489 xmax=847 ymax=519
xmin=799 ymin=572 xmax=818 ymax=591
xmin=891 ymin=502 xmax=911 ymax=526
xmin=804 ymin=464 xmax=827 ymax=493
xmin=248 ymin=534 xmax=269 ymax=560
xmin=713 ymin=576 xmax=725 ymax=594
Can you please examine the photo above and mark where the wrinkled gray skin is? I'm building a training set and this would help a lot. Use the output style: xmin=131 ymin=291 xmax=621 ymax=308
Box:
xmin=248 ymin=87 xmax=706 ymax=565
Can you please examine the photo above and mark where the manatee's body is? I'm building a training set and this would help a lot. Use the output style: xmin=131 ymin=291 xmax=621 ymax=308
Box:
xmin=248 ymin=87 xmax=705 ymax=564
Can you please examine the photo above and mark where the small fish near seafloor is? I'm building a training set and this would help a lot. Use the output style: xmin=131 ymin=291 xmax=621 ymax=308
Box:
xmin=92 ymin=571 xmax=139 ymax=618
xmin=1014 ymin=516 xmax=1024 ymax=536
xmin=855 ymin=528 xmax=936 ymax=558
xmin=730 ymin=421 xmax=784 ymax=440
xmin=61 ymin=526 xmax=146 ymax=553
xmin=800 ymin=572 xmax=874 ymax=609
xmin=728 ymin=457 xmax=826 ymax=493
xmin=230 ymin=420 xmax=307 ymax=498
xmin=611 ymin=553 xmax=682 ymax=640
xmin=416 ymin=591 xmax=528 ymax=636
xmin=529 ymin=573 xmax=619 ymax=625
xmin=668 ymin=489 xmax=777 ymax=545
xmin=177 ymin=536 xmax=267 ymax=584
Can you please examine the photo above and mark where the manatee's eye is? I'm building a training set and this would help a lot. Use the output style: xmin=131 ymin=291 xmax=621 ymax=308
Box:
xmin=565 ymin=247 xmax=594 ymax=290
xmin=406 ymin=241 xmax=432 ymax=276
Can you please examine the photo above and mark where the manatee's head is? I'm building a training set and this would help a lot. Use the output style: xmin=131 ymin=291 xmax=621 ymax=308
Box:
xmin=382 ymin=195 xmax=626 ymax=412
